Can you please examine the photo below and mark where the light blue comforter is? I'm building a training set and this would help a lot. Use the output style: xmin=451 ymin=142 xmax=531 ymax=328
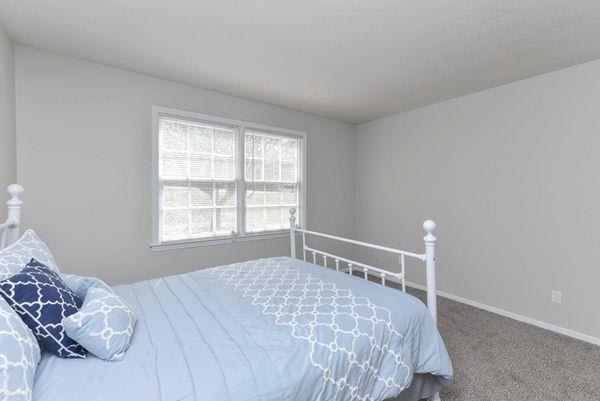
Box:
xmin=33 ymin=257 xmax=452 ymax=401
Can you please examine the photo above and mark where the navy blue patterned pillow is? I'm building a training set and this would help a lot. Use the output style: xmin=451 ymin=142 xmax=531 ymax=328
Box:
xmin=0 ymin=259 xmax=86 ymax=358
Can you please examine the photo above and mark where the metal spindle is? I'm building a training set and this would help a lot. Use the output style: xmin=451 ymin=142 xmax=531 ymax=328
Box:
xmin=348 ymin=263 xmax=353 ymax=276
xmin=289 ymin=208 xmax=296 ymax=258
xmin=380 ymin=273 xmax=386 ymax=286
xmin=312 ymin=251 xmax=316 ymax=263
xmin=302 ymin=233 xmax=307 ymax=261
xmin=400 ymin=254 xmax=406 ymax=292
xmin=323 ymin=255 xmax=328 ymax=268
xmin=335 ymin=259 xmax=340 ymax=271
xmin=363 ymin=267 xmax=368 ymax=280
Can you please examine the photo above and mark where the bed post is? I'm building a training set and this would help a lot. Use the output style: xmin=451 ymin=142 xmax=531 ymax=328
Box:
xmin=423 ymin=220 xmax=437 ymax=324
xmin=5 ymin=184 xmax=24 ymax=246
xmin=424 ymin=221 xmax=441 ymax=401
xmin=289 ymin=207 xmax=297 ymax=259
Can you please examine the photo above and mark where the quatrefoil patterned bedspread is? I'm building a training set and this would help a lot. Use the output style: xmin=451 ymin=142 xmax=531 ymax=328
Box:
xmin=32 ymin=257 xmax=452 ymax=401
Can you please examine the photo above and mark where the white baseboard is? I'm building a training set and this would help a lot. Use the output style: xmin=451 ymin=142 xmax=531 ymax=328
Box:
xmin=405 ymin=281 xmax=600 ymax=346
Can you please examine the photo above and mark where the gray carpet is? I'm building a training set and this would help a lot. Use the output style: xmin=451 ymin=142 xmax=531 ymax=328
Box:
xmin=404 ymin=287 xmax=600 ymax=401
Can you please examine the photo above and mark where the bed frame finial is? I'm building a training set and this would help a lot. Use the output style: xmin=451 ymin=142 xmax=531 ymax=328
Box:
xmin=423 ymin=220 xmax=436 ymax=241
xmin=7 ymin=184 xmax=23 ymax=198
xmin=289 ymin=208 xmax=297 ymax=259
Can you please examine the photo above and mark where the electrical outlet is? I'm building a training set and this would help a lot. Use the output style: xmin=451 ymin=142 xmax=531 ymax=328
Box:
xmin=551 ymin=290 xmax=562 ymax=305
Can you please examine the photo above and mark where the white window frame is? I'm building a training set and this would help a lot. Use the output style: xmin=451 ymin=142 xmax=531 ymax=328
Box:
xmin=150 ymin=106 xmax=307 ymax=251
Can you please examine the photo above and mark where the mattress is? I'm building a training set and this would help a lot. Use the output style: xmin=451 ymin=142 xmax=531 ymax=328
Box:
xmin=33 ymin=257 xmax=452 ymax=401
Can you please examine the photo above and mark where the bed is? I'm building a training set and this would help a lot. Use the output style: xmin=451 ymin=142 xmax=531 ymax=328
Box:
xmin=1 ymin=185 xmax=452 ymax=401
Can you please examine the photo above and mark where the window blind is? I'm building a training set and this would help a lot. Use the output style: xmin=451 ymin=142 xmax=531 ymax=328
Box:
xmin=245 ymin=131 xmax=300 ymax=233
xmin=159 ymin=117 xmax=236 ymax=241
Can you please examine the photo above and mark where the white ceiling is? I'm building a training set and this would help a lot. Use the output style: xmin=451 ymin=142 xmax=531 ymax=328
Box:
xmin=1 ymin=1 xmax=600 ymax=123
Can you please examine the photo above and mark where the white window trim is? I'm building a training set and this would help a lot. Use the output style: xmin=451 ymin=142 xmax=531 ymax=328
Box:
xmin=150 ymin=105 xmax=307 ymax=251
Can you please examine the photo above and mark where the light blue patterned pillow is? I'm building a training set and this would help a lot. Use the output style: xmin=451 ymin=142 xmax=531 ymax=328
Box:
xmin=60 ymin=273 xmax=112 ymax=300
xmin=63 ymin=287 xmax=136 ymax=362
xmin=0 ymin=230 xmax=58 ymax=281
xmin=0 ymin=296 xmax=41 ymax=401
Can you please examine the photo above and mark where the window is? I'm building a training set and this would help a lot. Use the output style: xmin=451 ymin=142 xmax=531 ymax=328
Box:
xmin=245 ymin=130 xmax=300 ymax=233
xmin=159 ymin=118 xmax=237 ymax=241
xmin=152 ymin=107 xmax=305 ymax=248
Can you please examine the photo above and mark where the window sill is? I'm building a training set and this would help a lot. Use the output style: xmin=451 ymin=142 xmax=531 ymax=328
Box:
xmin=149 ymin=231 xmax=294 ymax=252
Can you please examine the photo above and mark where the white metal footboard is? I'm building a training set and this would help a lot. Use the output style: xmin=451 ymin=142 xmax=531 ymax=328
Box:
xmin=289 ymin=208 xmax=442 ymax=401
xmin=288 ymin=208 xmax=438 ymax=323
xmin=0 ymin=184 xmax=24 ymax=249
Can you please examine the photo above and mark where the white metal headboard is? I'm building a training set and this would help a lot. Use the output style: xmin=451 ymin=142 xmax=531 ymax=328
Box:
xmin=0 ymin=184 xmax=24 ymax=249
xmin=288 ymin=207 xmax=439 ymax=323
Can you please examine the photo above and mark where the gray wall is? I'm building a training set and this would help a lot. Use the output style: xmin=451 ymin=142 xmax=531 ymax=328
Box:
xmin=356 ymin=59 xmax=600 ymax=339
xmin=0 ymin=26 xmax=15 ymax=215
xmin=13 ymin=41 xmax=599 ymax=338
xmin=15 ymin=46 xmax=356 ymax=285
